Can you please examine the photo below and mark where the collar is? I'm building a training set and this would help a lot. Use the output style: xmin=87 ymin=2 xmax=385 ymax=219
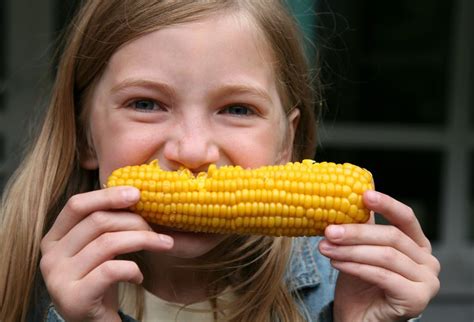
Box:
xmin=287 ymin=237 xmax=322 ymax=291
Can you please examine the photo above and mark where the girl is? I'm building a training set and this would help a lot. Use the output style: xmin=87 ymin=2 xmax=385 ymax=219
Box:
xmin=0 ymin=1 xmax=440 ymax=321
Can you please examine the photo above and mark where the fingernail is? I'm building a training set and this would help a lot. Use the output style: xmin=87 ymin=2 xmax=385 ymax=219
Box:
xmin=326 ymin=225 xmax=344 ymax=239
xmin=365 ymin=190 xmax=379 ymax=204
xmin=159 ymin=235 xmax=174 ymax=247
xmin=123 ymin=187 xmax=140 ymax=202
xmin=320 ymin=241 xmax=335 ymax=251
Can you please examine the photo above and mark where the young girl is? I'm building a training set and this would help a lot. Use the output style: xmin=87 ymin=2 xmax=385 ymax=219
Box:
xmin=0 ymin=1 xmax=440 ymax=321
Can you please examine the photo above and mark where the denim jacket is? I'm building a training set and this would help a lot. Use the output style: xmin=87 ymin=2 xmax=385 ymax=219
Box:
xmin=28 ymin=237 xmax=420 ymax=322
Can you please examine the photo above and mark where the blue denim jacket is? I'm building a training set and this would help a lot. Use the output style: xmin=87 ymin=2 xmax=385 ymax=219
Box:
xmin=29 ymin=236 xmax=420 ymax=321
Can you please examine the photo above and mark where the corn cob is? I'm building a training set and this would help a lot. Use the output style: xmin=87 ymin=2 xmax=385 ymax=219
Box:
xmin=106 ymin=160 xmax=374 ymax=236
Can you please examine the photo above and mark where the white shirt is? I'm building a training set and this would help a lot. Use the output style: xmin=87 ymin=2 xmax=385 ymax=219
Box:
xmin=120 ymin=284 xmax=234 ymax=322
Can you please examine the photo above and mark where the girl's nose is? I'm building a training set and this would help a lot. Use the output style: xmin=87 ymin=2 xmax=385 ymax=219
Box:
xmin=163 ymin=121 xmax=220 ymax=172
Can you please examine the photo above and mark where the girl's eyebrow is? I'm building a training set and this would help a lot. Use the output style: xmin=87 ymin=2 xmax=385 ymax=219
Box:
xmin=213 ymin=83 xmax=273 ymax=104
xmin=110 ymin=79 xmax=177 ymax=98
xmin=110 ymin=79 xmax=273 ymax=104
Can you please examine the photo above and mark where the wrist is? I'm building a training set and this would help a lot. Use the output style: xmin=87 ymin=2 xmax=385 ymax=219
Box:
xmin=333 ymin=305 xmax=413 ymax=322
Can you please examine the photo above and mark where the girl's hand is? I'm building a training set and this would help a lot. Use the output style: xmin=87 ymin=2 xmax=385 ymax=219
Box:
xmin=40 ymin=186 xmax=174 ymax=322
xmin=319 ymin=190 xmax=440 ymax=322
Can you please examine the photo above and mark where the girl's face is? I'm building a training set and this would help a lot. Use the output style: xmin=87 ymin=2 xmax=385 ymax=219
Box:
xmin=82 ymin=13 xmax=299 ymax=259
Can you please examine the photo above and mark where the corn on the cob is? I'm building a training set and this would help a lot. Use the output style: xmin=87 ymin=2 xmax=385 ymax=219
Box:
xmin=106 ymin=160 xmax=374 ymax=236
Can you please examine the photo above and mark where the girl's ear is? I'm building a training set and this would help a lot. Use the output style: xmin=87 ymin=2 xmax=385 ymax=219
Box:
xmin=79 ymin=137 xmax=99 ymax=170
xmin=279 ymin=108 xmax=300 ymax=164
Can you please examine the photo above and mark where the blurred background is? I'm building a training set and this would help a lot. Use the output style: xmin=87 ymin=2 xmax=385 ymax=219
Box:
xmin=0 ymin=0 xmax=472 ymax=320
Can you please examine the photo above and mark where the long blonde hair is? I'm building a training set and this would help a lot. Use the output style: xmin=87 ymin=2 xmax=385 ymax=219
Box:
xmin=0 ymin=1 xmax=321 ymax=321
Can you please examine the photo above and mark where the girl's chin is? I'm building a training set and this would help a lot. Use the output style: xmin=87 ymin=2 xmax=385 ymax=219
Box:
xmin=149 ymin=224 xmax=228 ymax=258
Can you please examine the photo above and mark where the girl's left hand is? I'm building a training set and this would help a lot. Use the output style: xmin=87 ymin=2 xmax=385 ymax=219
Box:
xmin=319 ymin=190 xmax=440 ymax=322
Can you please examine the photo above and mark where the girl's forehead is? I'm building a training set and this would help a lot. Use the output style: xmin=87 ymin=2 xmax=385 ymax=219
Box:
xmin=116 ymin=11 xmax=273 ymax=67
xmin=105 ymin=12 xmax=278 ymax=92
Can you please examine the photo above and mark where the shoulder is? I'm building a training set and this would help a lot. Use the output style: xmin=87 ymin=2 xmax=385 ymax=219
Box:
xmin=288 ymin=237 xmax=338 ymax=291
xmin=26 ymin=277 xmax=51 ymax=322
xmin=287 ymin=237 xmax=338 ymax=321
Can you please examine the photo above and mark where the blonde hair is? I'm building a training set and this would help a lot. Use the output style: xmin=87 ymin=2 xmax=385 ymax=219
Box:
xmin=0 ymin=1 xmax=321 ymax=321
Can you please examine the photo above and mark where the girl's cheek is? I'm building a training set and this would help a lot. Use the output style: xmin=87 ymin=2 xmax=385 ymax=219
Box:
xmin=226 ymin=129 xmax=283 ymax=167
xmin=97 ymin=132 xmax=165 ymax=183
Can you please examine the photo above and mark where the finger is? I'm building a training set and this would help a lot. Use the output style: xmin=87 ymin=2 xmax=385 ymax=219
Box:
xmin=79 ymin=260 xmax=144 ymax=302
xmin=363 ymin=190 xmax=431 ymax=250
xmin=71 ymin=231 xmax=173 ymax=279
xmin=332 ymin=260 xmax=409 ymax=293
xmin=332 ymin=261 xmax=438 ymax=317
xmin=43 ymin=186 xmax=140 ymax=244
xmin=319 ymin=240 xmax=428 ymax=282
xmin=58 ymin=211 xmax=152 ymax=257
xmin=324 ymin=224 xmax=435 ymax=269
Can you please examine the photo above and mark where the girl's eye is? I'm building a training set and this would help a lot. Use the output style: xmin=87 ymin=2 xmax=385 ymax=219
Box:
xmin=129 ymin=99 xmax=165 ymax=112
xmin=220 ymin=104 xmax=254 ymax=116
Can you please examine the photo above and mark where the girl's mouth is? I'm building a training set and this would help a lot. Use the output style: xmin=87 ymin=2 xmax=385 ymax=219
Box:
xmin=149 ymin=223 xmax=218 ymax=237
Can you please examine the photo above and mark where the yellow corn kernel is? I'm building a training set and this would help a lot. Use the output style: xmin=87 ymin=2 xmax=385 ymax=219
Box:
xmin=107 ymin=159 xmax=374 ymax=237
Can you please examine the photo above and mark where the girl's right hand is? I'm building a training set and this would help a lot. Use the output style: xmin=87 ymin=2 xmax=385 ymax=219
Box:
xmin=40 ymin=186 xmax=174 ymax=322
